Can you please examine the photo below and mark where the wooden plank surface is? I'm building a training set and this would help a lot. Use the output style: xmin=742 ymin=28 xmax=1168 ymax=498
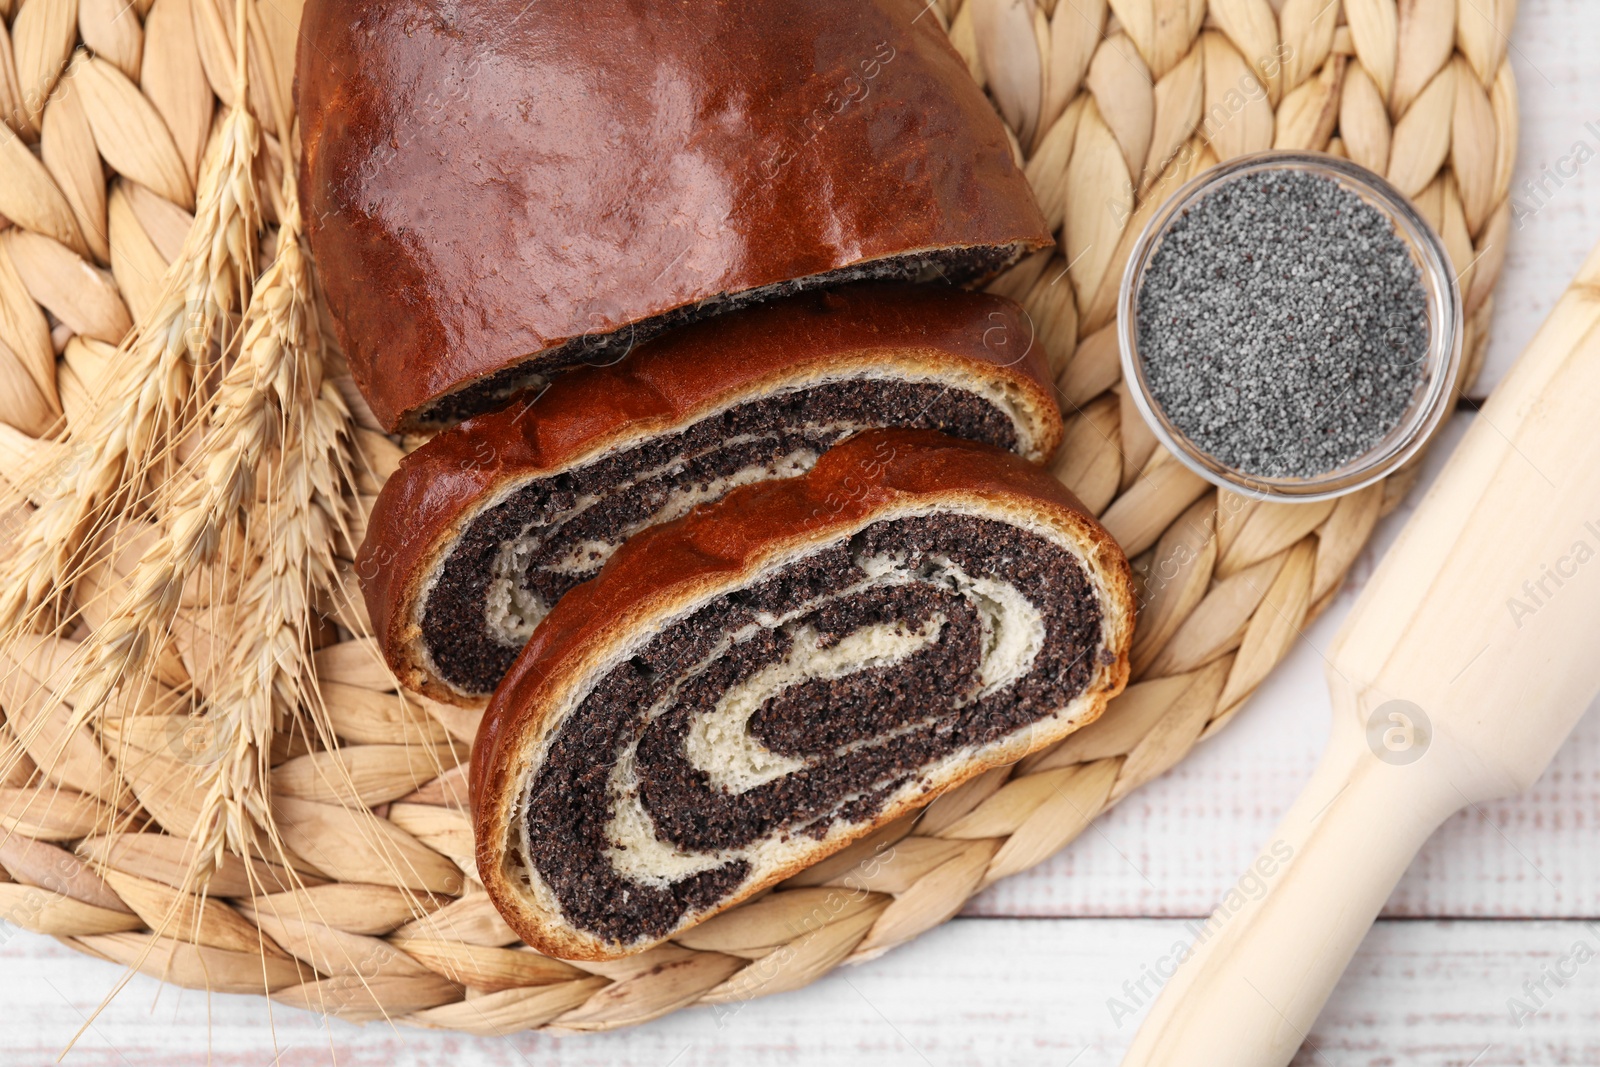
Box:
xmin=1480 ymin=0 xmax=1600 ymax=398
xmin=4 ymin=918 xmax=1599 ymax=1066
xmin=1 ymin=0 xmax=1598 ymax=1062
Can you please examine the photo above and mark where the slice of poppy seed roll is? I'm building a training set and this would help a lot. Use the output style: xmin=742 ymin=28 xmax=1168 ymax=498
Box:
xmin=470 ymin=430 xmax=1134 ymax=961
xmin=359 ymin=284 xmax=1064 ymax=708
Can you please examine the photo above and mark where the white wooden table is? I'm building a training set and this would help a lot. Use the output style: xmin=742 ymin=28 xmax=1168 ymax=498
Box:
xmin=5 ymin=3 xmax=1598 ymax=1063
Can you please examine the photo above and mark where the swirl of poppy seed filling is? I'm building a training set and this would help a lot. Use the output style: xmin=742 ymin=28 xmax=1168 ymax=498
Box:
xmin=513 ymin=513 xmax=1106 ymax=946
xmin=420 ymin=379 xmax=1025 ymax=696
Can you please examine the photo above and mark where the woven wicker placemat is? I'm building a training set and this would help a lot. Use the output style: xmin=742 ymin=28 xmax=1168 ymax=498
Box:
xmin=0 ymin=0 xmax=1517 ymax=1037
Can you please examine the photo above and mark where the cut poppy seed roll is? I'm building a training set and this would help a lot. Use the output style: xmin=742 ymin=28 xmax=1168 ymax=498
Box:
xmin=297 ymin=0 xmax=1052 ymax=431
xmin=359 ymin=284 xmax=1064 ymax=708
xmin=470 ymin=430 xmax=1134 ymax=961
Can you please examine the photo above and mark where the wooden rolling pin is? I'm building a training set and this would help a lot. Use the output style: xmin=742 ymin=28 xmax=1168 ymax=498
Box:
xmin=1121 ymin=241 xmax=1600 ymax=1067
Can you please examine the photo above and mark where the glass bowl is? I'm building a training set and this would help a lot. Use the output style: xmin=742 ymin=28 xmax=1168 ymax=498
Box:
xmin=1116 ymin=150 xmax=1463 ymax=503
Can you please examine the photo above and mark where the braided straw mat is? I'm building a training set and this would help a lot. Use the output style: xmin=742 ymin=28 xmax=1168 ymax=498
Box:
xmin=0 ymin=0 xmax=1517 ymax=1038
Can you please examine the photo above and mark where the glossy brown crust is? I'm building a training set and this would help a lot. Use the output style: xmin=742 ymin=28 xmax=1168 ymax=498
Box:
xmin=357 ymin=284 xmax=1063 ymax=705
xmin=296 ymin=0 xmax=1052 ymax=431
xmin=469 ymin=430 xmax=1135 ymax=958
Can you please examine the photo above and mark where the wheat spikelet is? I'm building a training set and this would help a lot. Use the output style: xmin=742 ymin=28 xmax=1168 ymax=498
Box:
xmin=185 ymin=208 xmax=359 ymax=882
xmin=8 ymin=4 xmax=367 ymax=1001
xmin=166 ymin=0 xmax=361 ymax=898
xmin=81 ymin=4 xmax=358 ymax=899
xmin=33 ymin=229 xmax=268 ymax=806
xmin=0 ymin=8 xmax=262 ymax=844
xmin=0 ymin=89 xmax=258 ymax=637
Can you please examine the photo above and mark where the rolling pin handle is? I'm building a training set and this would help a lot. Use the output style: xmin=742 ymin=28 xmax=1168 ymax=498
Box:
xmin=1119 ymin=728 xmax=1465 ymax=1067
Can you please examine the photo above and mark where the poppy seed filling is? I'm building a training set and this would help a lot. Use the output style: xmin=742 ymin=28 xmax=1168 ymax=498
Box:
xmin=510 ymin=513 xmax=1106 ymax=947
xmin=419 ymin=379 xmax=1026 ymax=696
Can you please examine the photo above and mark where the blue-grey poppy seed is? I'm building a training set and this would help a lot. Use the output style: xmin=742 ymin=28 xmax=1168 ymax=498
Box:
xmin=1135 ymin=169 xmax=1429 ymax=480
